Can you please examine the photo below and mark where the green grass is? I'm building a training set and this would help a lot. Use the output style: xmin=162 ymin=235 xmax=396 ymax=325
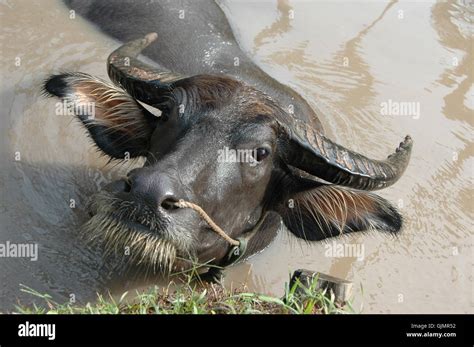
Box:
xmin=13 ymin=274 xmax=355 ymax=314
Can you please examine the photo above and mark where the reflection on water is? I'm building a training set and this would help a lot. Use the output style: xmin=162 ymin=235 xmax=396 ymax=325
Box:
xmin=0 ymin=0 xmax=472 ymax=313
xmin=432 ymin=1 xmax=473 ymax=123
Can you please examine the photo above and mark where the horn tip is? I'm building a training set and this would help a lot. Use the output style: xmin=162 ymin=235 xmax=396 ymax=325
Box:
xmin=388 ymin=135 xmax=413 ymax=159
xmin=401 ymin=135 xmax=413 ymax=149
xmin=145 ymin=32 xmax=158 ymax=43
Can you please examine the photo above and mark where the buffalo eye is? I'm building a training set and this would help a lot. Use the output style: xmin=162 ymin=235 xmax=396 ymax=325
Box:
xmin=254 ymin=147 xmax=270 ymax=162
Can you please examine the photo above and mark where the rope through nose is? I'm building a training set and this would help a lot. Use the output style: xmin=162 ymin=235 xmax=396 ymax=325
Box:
xmin=174 ymin=200 xmax=240 ymax=246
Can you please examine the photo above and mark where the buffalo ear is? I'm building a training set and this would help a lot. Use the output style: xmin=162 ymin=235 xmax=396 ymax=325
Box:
xmin=43 ymin=72 xmax=158 ymax=159
xmin=278 ymin=183 xmax=402 ymax=241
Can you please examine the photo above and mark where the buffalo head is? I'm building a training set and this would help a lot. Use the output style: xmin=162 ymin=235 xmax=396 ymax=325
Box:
xmin=43 ymin=33 xmax=412 ymax=272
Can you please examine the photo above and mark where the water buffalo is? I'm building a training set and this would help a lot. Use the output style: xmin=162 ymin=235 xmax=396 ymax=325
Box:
xmin=43 ymin=0 xmax=412 ymax=274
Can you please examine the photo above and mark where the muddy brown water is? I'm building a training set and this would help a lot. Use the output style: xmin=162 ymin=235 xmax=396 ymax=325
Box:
xmin=0 ymin=0 xmax=472 ymax=313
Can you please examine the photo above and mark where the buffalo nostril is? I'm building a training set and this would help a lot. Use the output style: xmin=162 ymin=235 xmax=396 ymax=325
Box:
xmin=161 ymin=197 xmax=179 ymax=210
